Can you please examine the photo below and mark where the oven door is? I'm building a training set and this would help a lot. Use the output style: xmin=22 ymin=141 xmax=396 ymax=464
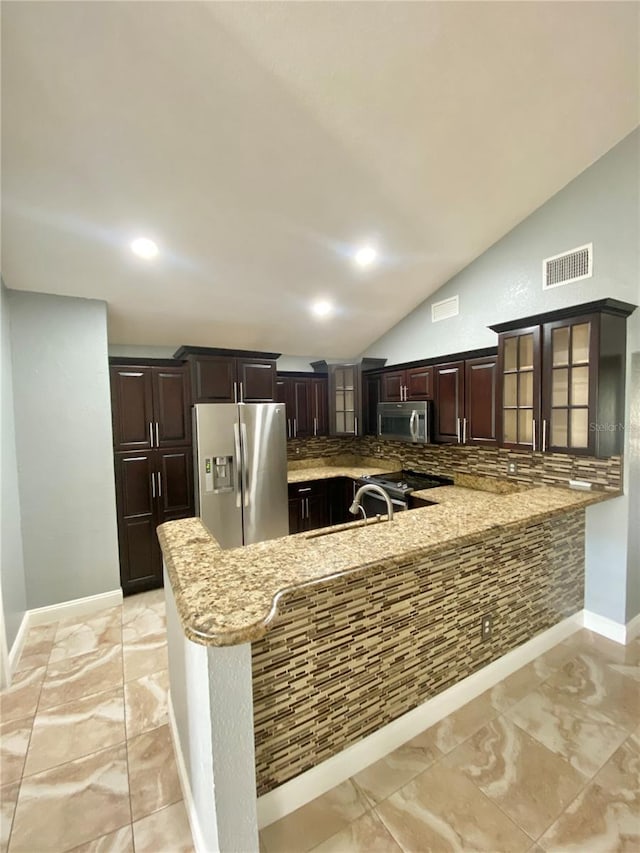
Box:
xmin=360 ymin=489 xmax=407 ymax=518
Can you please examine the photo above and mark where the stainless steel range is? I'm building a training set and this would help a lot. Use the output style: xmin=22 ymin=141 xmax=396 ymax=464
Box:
xmin=355 ymin=470 xmax=453 ymax=516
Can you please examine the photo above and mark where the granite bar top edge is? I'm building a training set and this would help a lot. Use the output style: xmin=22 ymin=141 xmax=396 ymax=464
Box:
xmin=158 ymin=473 xmax=621 ymax=648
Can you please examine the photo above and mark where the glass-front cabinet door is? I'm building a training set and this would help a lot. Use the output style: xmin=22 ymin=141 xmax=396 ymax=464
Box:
xmin=542 ymin=316 xmax=596 ymax=454
xmin=497 ymin=326 xmax=541 ymax=450
xmin=329 ymin=365 xmax=360 ymax=436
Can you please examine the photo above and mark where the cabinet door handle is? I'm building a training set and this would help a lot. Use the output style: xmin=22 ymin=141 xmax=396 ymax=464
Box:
xmin=151 ymin=472 xmax=156 ymax=499
xmin=293 ymin=418 xmax=297 ymax=438
xmin=314 ymin=417 xmax=317 ymax=437
xmin=305 ymin=497 xmax=309 ymax=519
xmin=542 ymin=419 xmax=547 ymax=452
xmin=287 ymin=419 xmax=291 ymax=439
xmin=155 ymin=422 xmax=159 ymax=447
xmin=378 ymin=414 xmax=382 ymax=436
xmin=233 ymin=381 xmax=238 ymax=404
xmin=354 ymin=416 xmax=359 ymax=436
xmin=239 ymin=382 xmax=244 ymax=403
xmin=456 ymin=417 xmax=461 ymax=443
xmin=532 ymin=419 xmax=537 ymax=452
xmin=157 ymin=471 xmax=162 ymax=498
xmin=463 ymin=418 xmax=467 ymax=444
xmin=149 ymin=422 xmax=154 ymax=447
xmin=404 ymin=385 xmax=408 ymax=401
xmin=298 ymin=487 xmax=312 ymax=493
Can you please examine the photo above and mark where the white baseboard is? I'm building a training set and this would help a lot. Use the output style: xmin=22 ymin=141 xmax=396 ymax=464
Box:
xmin=582 ymin=609 xmax=627 ymax=645
xmin=624 ymin=611 xmax=640 ymax=643
xmin=167 ymin=691 xmax=210 ymax=853
xmin=257 ymin=612 xmax=583 ymax=828
xmin=9 ymin=589 xmax=123 ymax=678
xmin=7 ymin=612 xmax=31 ymax=676
xmin=26 ymin=589 xmax=123 ymax=628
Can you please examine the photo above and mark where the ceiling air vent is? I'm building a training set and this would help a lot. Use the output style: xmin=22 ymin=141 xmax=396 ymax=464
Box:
xmin=543 ymin=243 xmax=592 ymax=290
xmin=432 ymin=295 xmax=459 ymax=323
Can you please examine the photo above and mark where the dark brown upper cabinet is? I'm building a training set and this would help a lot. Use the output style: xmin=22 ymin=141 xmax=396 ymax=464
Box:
xmin=491 ymin=299 xmax=636 ymax=457
xmin=380 ymin=366 xmax=433 ymax=402
xmin=110 ymin=361 xmax=191 ymax=452
xmin=434 ymin=361 xmax=465 ymax=443
xmin=464 ymin=356 xmax=498 ymax=447
xmin=174 ymin=346 xmax=280 ymax=404
xmin=276 ymin=373 xmax=328 ymax=438
xmin=313 ymin=360 xmax=386 ymax=437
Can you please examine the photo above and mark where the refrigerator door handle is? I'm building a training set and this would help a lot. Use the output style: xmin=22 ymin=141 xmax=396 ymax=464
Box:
xmin=233 ymin=422 xmax=242 ymax=508
xmin=241 ymin=422 xmax=250 ymax=507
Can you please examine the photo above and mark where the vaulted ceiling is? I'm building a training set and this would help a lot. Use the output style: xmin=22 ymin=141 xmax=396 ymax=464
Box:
xmin=2 ymin=2 xmax=638 ymax=357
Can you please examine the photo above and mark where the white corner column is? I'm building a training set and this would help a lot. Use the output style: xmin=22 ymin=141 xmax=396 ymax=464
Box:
xmin=165 ymin=571 xmax=259 ymax=853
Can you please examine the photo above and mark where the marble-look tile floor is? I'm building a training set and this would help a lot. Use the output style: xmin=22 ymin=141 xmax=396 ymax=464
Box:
xmin=2 ymin=595 xmax=638 ymax=853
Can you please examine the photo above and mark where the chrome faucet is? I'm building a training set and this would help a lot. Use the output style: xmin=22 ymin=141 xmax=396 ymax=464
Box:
xmin=349 ymin=484 xmax=394 ymax=521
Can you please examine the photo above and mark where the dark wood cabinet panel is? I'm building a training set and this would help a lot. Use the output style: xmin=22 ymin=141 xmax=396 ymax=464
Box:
xmin=115 ymin=453 xmax=155 ymax=519
xmin=192 ymin=356 xmax=236 ymax=403
xmin=152 ymin=367 xmax=191 ymax=447
xmin=110 ymin=367 xmax=154 ymax=451
xmin=277 ymin=374 xmax=328 ymax=438
xmin=379 ymin=366 xmax=433 ymax=402
xmin=310 ymin=378 xmax=328 ymax=436
xmin=119 ymin=517 xmax=160 ymax=587
xmin=434 ymin=361 xmax=465 ymax=443
xmin=381 ymin=371 xmax=405 ymax=403
xmin=184 ymin=351 xmax=277 ymax=404
xmin=237 ymin=359 xmax=276 ymax=403
xmin=328 ymin=478 xmax=355 ymax=526
xmin=363 ymin=372 xmax=381 ymax=436
xmin=110 ymin=360 xmax=195 ymax=595
xmin=406 ymin=366 xmax=433 ymax=400
xmin=464 ymin=357 xmax=497 ymax=446
xmin=287 ymin=481 xmax=329 ymax=533
xmin=157 ymin=449 xmax=194 ymax=517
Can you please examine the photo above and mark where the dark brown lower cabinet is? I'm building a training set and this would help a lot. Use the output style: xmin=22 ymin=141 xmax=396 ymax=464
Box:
xmin=288 ymin=478 xmax=355 ymax=534
xmin=114 ymin=447 xmax=193 ymax=595
xmin=288 ymin=481 xmax=329 ymax=534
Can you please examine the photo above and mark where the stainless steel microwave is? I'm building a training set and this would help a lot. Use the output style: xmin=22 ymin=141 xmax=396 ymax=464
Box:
xmin=377 ymin=401 xmax=432 ymax=444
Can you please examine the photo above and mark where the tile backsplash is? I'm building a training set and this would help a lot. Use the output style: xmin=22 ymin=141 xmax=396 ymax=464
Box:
xmin=287 ymin=436 xmax=622 ymax=492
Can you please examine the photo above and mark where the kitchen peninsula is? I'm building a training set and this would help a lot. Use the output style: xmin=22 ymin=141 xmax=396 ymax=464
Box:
xmin=158 ymin=467 xmax=617 ymax=853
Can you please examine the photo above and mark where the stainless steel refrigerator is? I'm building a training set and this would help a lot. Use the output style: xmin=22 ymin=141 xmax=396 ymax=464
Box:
xmin=193 ymin=403 xmax=289 ymax=549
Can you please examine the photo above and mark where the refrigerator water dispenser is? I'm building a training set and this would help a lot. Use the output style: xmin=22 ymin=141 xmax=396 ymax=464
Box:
xmin=204 ymin=456 xmax=234 ymax=493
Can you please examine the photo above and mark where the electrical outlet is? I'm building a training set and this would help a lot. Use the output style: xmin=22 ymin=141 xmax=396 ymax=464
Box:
xmin=295 ymin=447 xmax=300 ymax=455
xmin=481 ymin=613 xmax=493 ymax=641
xmin=376 ymin=444 xmax=382 ymax=454
xmin=507 ymin=461 xmax=517 ymax=475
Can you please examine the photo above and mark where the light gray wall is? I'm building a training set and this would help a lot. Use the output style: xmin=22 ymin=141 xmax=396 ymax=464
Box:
xmin=1 ymin=283 xmax=27 ymax=649
xmin=9 ymin=291 xmax=120 ymax=608
xmin=363 ymin=129 xmax=639 ymax=365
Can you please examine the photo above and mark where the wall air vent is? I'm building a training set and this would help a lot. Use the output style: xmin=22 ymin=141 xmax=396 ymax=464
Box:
xmin=431 ymin=295 xmax=459 ymax=323
xmin=543 ymin=243 xmax=592 ymax=290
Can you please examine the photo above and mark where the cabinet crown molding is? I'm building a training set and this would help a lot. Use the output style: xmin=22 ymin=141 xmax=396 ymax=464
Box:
xmin=173 ymin=345 xmax=281 ymax=360
xmin=489 ymin=298 xmax=637 ymax=334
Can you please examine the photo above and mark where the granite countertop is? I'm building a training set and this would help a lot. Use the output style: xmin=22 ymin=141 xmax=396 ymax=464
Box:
xmin=158 ymin=466 xmax=619 ymax=649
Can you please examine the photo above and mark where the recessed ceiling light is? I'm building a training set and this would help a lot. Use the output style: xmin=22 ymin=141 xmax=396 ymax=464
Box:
xmin=312 ymin=300 xmax=333 ymax=317
xmin=130 ymin=237 xmax=159 ymax=259
xmin=354 ymin=245 xmax=378 ymax=268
